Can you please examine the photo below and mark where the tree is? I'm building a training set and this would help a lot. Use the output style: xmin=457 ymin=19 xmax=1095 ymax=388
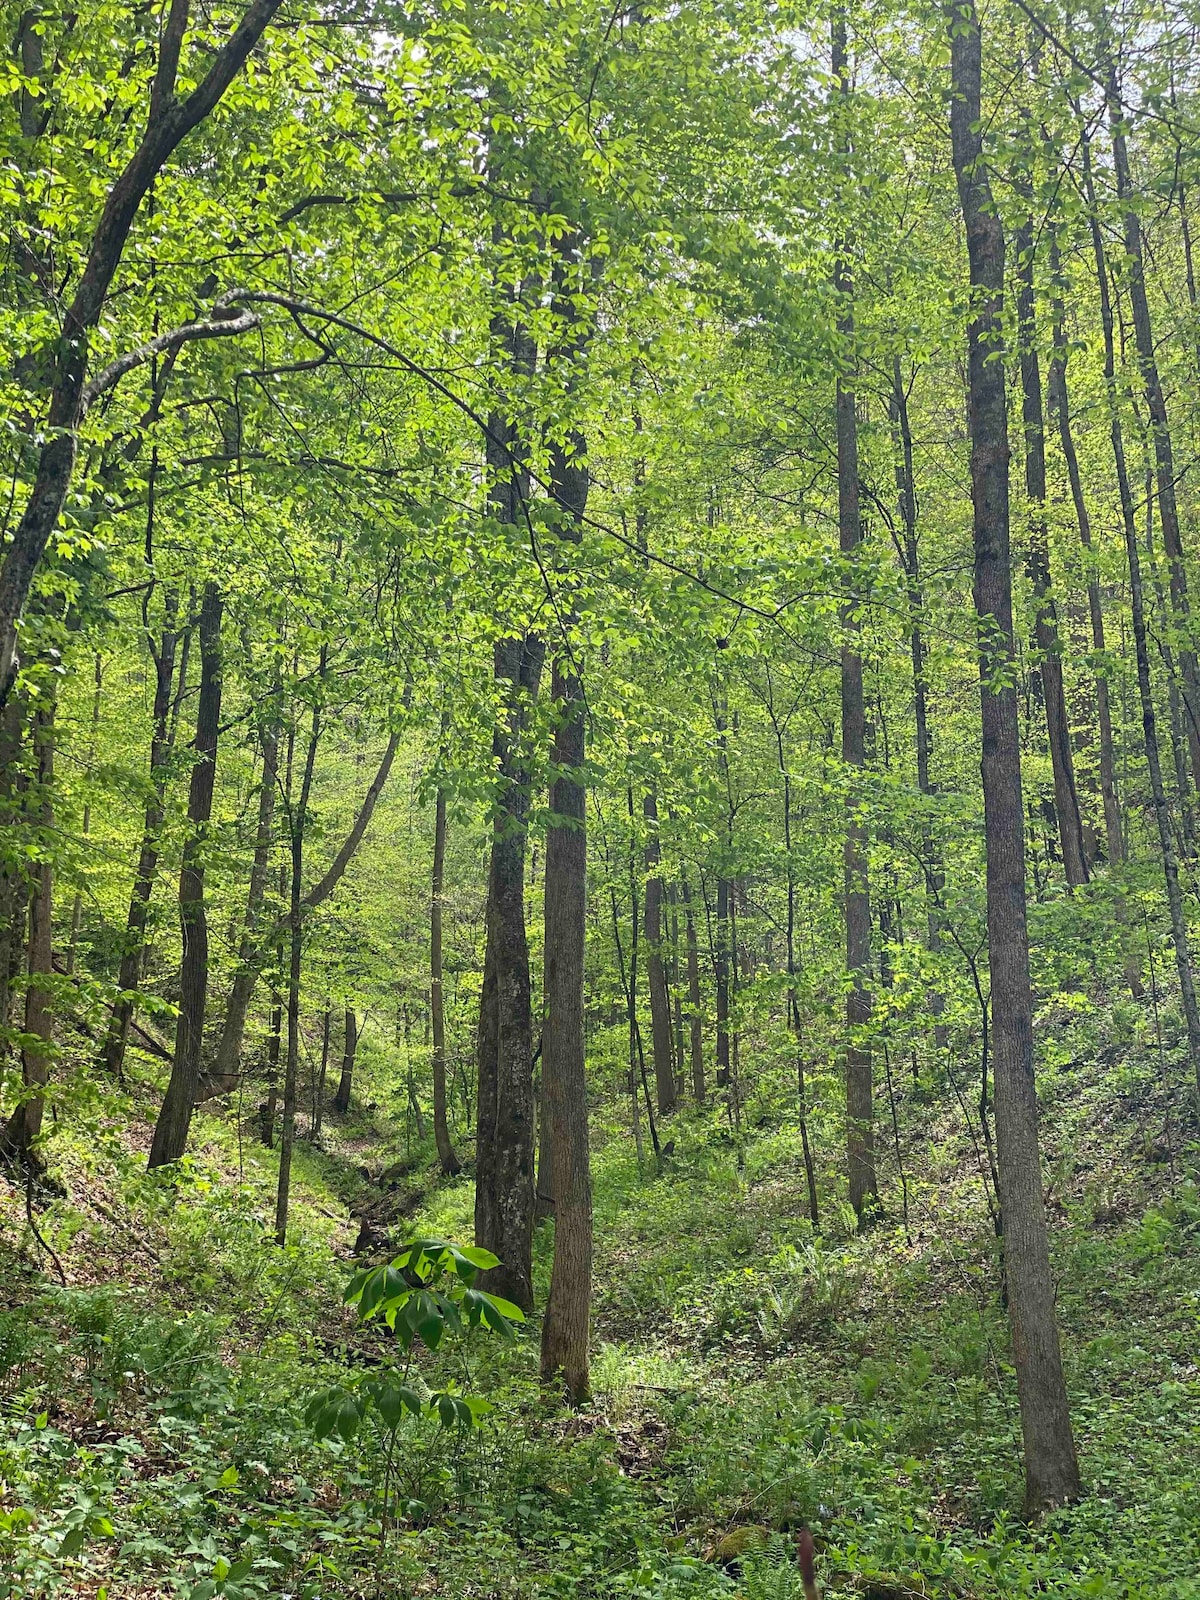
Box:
xmin=832 ymin=11 xmax=876 ymax=1222
xmin=540 ymin=331 xmax=593 ymax=1399
xmin=946 ymin=0 xmax=1081 ymax=1512
xmin=148 ymin=582 xmax=224 ymax=1170
xmin=0 ymin=1 xmax=284 ymax=702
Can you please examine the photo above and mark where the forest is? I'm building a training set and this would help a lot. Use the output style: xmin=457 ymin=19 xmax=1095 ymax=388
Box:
xmin=0 ymin=0 xmax=1198 ymax=1594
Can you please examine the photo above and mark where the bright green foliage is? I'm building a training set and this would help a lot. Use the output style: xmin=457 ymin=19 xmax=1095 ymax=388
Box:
xmin=305 ymin=1237 xmax=523 ymax=1448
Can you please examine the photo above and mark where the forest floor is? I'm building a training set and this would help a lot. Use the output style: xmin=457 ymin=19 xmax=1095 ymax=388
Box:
xmin=1 ymin=1000 xmax=1199 ymax=1599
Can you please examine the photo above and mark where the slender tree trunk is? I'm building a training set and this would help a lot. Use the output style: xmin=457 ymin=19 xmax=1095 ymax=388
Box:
xmin=772 ymin=699 xmax=819 ymax=1224
xmin=202 ymin=728 xmax=397 ymax=1052
xmin=1108 ymin=68 xmax=1200 ymax=798
xmin=431 ymin=786 xmax=461 ymax=1176
xmin=101 ymin=596 xmax=183 ymax=1078
xmin=262 ymin=993 xmax=282 ymax=1146
xmin=668 ymin=882 xmax=685 ymax=1093
xmin=1013 ymin=208 xmax=1089 ymax=888
xmin=540 ymin=395 xmax=592 ymax=1399
xmin=643 ymin=789 xmax=676 ymax=1116
xmin=67 ymin=654 xmax=102 ymax=974
xmin=1047 ymin=233 xmax=1124 ymax=867
xmin=206 ymin=718 xmax=279 ymax=1097
xmin=889 ymin=357 xmax=948 ymax=1048
xmin=624 ymin=797 xmax=661 ymax=1163
xmin=148 ymin=582 xmax=223 ymax=1169
xmin=948 ymin=0 xmax=1081 ymax=1513
xmin=312 ymin=1004 xmax=331 ymax=1138
xmin=276 ymin=692 xmax=321 ymax=1246
xmin=0 ymin=698 xmax=27 ymax=1055
xmin=334 ymin=1007 xmax=357 ymax=1115
xmin=681 ymin=873 xmax=705 ymax=1101
xmin=1 ymin=696 xmax=54 ymax=1157
xmin=834 ymin=12 xmax=876 ymax=1221
xmin=404 ymin=1008 xmax=427 ymax=1141
xmin=714 ymin=871 xmax=731 ymax=1092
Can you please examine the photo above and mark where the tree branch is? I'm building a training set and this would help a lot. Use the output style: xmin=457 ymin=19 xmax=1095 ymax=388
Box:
xmin=81 ymin=303 xmax=261 ymax=414
xmin=151 ymin=0 xmax=192 ymax=122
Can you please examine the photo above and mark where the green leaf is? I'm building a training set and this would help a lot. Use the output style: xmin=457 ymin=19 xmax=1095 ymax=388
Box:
xmin=336 ymin=1396 xmax=362 ymax=1441
xmin=59 ymin=1525 xmax=88 ymax=1557
xmin=455 ymin=1244 xmax=500 ymax=1271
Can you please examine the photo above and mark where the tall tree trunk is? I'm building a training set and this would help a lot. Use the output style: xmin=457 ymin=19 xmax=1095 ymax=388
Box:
xmin=1 ymin=695 xmax=54 ymax=1158
xmin=276 ymin=691 xmax=321 ymax=1246
xmin=1108 ymin=66 xmax=1200 ymax=798
xmin=334 ymin=1007 xmax=357 ymax=1115
xmin=889 ymin=357 xmax=947 ymax=1048
xmin=431 ymin=785 xmax=461 ymax=1176
xmin=540 ymin=390 xmax=593 ymax=1399
xmin=101 ymin=595 xmax=183 ymax=1078
xmin=643 ymin=789 xmax=676 ymax=1116
xmin=948 ymin=0 xmax=1081 ymax=1513
xmin=834 ymin=11 xmax=876 ymax=1222
xmin=474 ymin=300 xmax=541 ymax=1315
xmin=1046 ymin=232 xmax=1124 ymax=867
xmin=1013 ymin=205 xmax=1089 ymax=888
xmin=148 ymin=581 xmax=223 ymax=1169
xmin=205 ymin=718 xmax=279 ymax=1097
xmin=681 ymin=873 xmax=705 ymax=1101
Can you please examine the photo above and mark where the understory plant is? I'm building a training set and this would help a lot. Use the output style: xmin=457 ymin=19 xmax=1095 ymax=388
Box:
xmin=305 ymin=1238 xmax=524 ymax=1537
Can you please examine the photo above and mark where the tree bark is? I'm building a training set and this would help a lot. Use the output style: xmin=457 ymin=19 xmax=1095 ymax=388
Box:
xmin=101 ymin=595 xmax=183 ymax=1079
xmin=262 ymin=992 xmax=282 ymax=1146
xmin=204 ymin=717 xmax=279 ymax=1098
xmin=948 ymin=0 xmax=1081 ymax=1513
xmin=276 ymin=696 xmax=322 ymax=1246
xmin=1013 ymin=208 xmax=1089 ymax=888
xmin=474 ymin=297 xmax=540 ymax=1315
xmin=0 ymin=698 xmax=27 ymax=1057
xmin=540 ymin=393 xmax=593 ymax=1400
xmin=312 ymin=1004 xmax=331 ymax=1139
xmin=770 ymin=690 xmax=819 ymax=1225
xmin=0 ymin=0 xmax=284 ymax=702
xmin=834 ymin=11 xmax=876 ymax=1222
xmin=714 ymin=871 xmax=731 ymax=1092
xmin=1046 ymin=232 xmax=1124 ymax=868
xmin=148 ymin=581 xmax=223 ymax=1169
xmin=643 ymin=789 xmax=676 ymax=1116
xmin=431 ymin=786 xmax=461 ymax=1176
xmin=681 ymin=873 xmax=705 ymax=1101
xmin=1 ymin=695 xmax=54 ymax=1157
xmin=67 ymin=654 xmax=102 ymax=975
xmin=334 ymin=1007 xmax=357 ymax=1115
xmin=889 ymin=358 xmax=948 ymax=1047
